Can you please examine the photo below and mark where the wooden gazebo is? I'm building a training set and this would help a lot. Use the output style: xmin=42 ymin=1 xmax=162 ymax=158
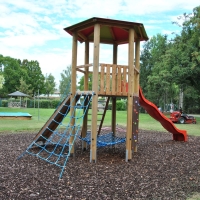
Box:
xmin=64 ymin=17 xmax=148 ymax=162
xmin=8 ymin=91 xmax=29 ymax=108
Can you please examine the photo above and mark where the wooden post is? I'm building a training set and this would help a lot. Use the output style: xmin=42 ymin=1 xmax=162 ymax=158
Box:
xmin=69 ymin=32 xmax=78 ymax=155
xmin=132 ymin=40 xmax=140 ymax=152
xmin=82 ymin=40 xmax=89 ymax=150
xmin=126 ymin=28 xmax=134 ymax=161
xmin=112 ymin=43 xmax=118 ymax=136
xmin=90 ymin=24 xmax=100 ymax=162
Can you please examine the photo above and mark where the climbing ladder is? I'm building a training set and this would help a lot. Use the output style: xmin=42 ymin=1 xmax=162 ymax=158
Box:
xmin=86 ymin=97 xmax=110 ymax=135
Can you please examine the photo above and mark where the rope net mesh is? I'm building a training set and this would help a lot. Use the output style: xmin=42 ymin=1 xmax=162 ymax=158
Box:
xmin=79 ymin=126 xmax=126 ymax=147
xmin=19 ymin=92 xmax=93 ymax=179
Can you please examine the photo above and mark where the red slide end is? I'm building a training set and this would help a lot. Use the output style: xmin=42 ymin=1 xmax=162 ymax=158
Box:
xmin=139 ymin=87 xmax=188 ymax=142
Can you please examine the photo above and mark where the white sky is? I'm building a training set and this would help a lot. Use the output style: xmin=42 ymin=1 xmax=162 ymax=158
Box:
xmin=0 ymin=0 xmax=199 ymax=88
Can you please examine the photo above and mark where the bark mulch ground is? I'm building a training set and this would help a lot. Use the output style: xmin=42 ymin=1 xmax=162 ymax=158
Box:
xmin=1 ymin=129 xmax=200 ymax=200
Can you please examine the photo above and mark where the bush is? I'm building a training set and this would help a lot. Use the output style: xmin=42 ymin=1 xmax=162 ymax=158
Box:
xmin=51 ymin=100 xmax=60 ymax=109
xmin=107 ymin=103 xmax=112 ymax=110
xmin=1 ymin=98 xmax=61 ymax=109
xmin=116 ymin=100 xmax=127 ymax=111
xmin=1 ymin=100 xmax=8 ymax=107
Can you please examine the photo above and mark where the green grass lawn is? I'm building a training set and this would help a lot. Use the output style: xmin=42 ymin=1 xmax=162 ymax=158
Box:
xmin=0 ymin=107 xmax=200 ymax=136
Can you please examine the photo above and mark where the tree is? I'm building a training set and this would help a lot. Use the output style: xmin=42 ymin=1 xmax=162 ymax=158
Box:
xmin=21 ymin=59 xmax=45 ymax=96
xmin=140 ymin=34 xmax=170 ymax=107
xmin=16 ymin=77 xmax=33 ymax=96
xmin=44 ymin=73 xmax=56 ymax=98
xmin=2 ymin=56 xmax=28 ymax=94
xmin=59 ymin=66 xmax=71 ymax=96
xmin=167 ymin=6 xmax=200 ymax=110
xmin=78 ymin=73 xmax=93 ymax=91
xmin=0 ymin=74 xmax=4 ymax=89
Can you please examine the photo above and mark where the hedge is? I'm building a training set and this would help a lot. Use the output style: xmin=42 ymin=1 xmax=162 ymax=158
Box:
xmin=1 ymin=99 xmax=128 ymax=111
xmin=0 ymin=99 xmax=60 ymax=109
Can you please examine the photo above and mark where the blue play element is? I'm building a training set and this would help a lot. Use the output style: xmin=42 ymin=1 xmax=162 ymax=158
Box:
xmin=79 ymin=132 xmax=126 ymax=147
xmin=0 ymin=112 xmax=32 ymax=117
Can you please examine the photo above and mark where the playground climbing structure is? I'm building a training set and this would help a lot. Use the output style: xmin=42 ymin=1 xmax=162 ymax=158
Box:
xmin=63 ymin=17 xmax=149 ymax=162
xmin=19 ymin=17 xmax=187 ymax=178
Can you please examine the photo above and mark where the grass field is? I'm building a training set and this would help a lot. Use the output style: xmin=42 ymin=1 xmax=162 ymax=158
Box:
xmin=0 ymin=107 xmax=200 ymax=136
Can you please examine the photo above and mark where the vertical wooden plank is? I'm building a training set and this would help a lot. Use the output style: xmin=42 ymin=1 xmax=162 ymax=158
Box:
xmin=132 ymin=40 xmax=140 ymax=152
xmin=117 ymin=66 xmax=121 ymax=95
xmin=82 ymin=40 xmax=89 ymax=150
xmin=121 ymin=66 xmax=126 ymax=94
xmin=112 ymin=43 xmax=117 ymax=136
xmin=70 ymin=32 xmax=78 ymax=155
xmin=91 ymin=23 xmax=100 ymax=163
xmin=124 ymin=66 xmax=128 ymax=95
xmin=126 ymin=28 xmax=134 ymax=162
xmin=134 ymin=40 xmax=140 ymax=95
xmin=100 ymin=64 xmax=105 ymax=94
xmin=106 ymin=64 xmax=110 ymax=94
xmin=112 ymin=65 xmax=116 ymax=95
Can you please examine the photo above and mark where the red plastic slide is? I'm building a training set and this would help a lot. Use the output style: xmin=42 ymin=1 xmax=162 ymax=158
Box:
xmin=139 ymin=87 xmax=188 ymax=141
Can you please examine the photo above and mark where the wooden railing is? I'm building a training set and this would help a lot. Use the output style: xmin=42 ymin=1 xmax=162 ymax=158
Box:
xmin=98 ymin=64 xmax=128 ymax=96
xmin=76 ymin=63 xmax=134 ymax=96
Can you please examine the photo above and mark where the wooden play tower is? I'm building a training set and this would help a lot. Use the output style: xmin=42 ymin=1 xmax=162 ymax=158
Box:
xmin=64 ymin=17 xmax=148 ymax=162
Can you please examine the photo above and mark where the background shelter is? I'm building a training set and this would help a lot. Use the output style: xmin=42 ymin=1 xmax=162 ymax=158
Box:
xmin=8 ymin=91 xmax=29 ymax=108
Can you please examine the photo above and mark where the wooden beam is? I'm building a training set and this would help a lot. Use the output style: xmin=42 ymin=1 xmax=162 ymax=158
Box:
xmin=76 ymin=63 xmax=93 ymax=68
xmin=90 ymin=23 xmax=100 ymax=162
xmin=132 ymin=40 xmax=140 ymax=153
xmin=126 ymin=28 xmax=134 ymax=162
xmin=76 ymin=68 xmax=86 ymax=74
xmin=112 ymin=43 xmax=117 ymax=136
xmin=78 ymin=32 xmax=87 ymax=41
xmin=97 ymin=97 xmax=110 ymax=135
xmin=69 ymin=32 xmax=78 ymax=155
xmin=82 ymin=40 xmax=90 ymax=150
xmin=135 ymin=40 xmax=140 ymax=96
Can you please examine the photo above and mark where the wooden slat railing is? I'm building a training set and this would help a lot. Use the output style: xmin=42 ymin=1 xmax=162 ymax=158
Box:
xmin=76 ymin=63 xmax=132 ymax=96
xmin=99 ymin=64 xmax=128 ymax=96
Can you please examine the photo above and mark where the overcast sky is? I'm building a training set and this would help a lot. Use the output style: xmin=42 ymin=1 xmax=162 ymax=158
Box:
xmin=0 ymin=0 xmax=199 ymax=88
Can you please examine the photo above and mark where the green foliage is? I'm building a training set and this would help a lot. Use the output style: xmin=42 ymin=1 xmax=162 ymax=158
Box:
xmin=107 ymin=103 xmax=112 ymax=110
xmin=59 ymin=66 xmax=71 ymax=96
xmin=21 ymin=59 xmax=45 ymax=96
xmin=1 ymin=100 xmax=8 ymax=107
xmin=140 ymin=6 xmax=200 ymax=113
xmin=51 ymin=100 xmax=60 ymax=109
xmin=2 ymin=56 xmax=28 ymax=94
xmin=0 ymin=74 xmax=4 ymax=89
xmin=30 ymin=99 xmax=60 ymax=109
xmin=16 ymin=77 xmax=33 ymax=96
xmin=107 ymin=100 xmax=127 ymax=111
xmin=0 ymin=56 xmax=45 ymax=97
xmin=78 ymin=74 xmax=93 ymax=90
xmin=1 ymin=99 xmax=60 ymax=109
xmin=44 ymin=73 xmax=56 ymax=98
xmin=116 ymin=100 xmax=127 ymax=111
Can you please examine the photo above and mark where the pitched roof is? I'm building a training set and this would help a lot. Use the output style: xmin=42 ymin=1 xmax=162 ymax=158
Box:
xmin=64 ymin=17 xmax=149 ymax=45
xmin=8 ymin=91 xmax=29 ymax=97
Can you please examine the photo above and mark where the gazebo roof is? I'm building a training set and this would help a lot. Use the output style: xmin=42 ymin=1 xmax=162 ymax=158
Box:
xmin=8 ymin=91 xmax=29 ymax=97
xmin=64 ymin=17 xmax=148 ymax=45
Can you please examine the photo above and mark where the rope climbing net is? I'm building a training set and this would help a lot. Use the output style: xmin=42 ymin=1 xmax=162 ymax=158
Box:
xmin=79 ymin=126 xmax=126 ymax=147
xmin=18 ymin=92 xmax=94 ymax=179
